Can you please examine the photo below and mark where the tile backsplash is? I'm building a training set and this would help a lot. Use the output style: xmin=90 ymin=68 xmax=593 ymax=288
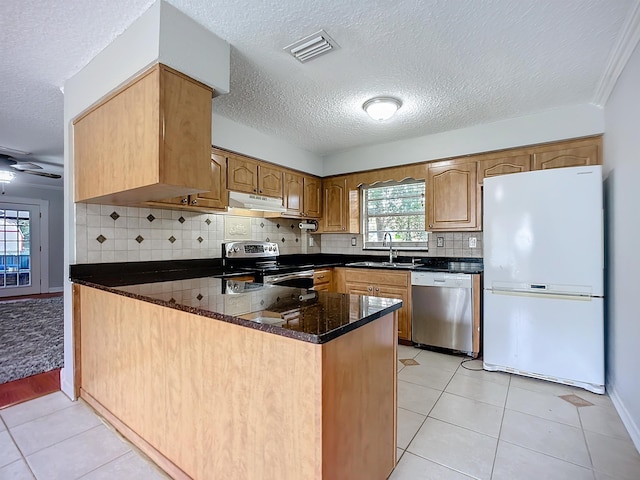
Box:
xmin=74 ymin=204 xmax=314 ymax=264
xmin=320 ymin=232 xmax=483 ymax=258
xmin=74 ymin=203 xmax=478 ymax=263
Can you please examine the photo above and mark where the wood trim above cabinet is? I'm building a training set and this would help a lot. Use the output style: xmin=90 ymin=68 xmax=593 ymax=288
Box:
xmin=477 ymin=152 xmax=531 ymax=185
xmin=531 ymin=137 xmax=600 ymax=170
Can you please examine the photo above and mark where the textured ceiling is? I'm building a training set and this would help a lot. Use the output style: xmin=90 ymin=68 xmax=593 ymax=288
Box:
xmin=0 ymin=0 xmax=637 ymax=186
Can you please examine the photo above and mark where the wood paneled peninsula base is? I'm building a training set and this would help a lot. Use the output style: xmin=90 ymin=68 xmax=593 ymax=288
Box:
xmin=73 ymin=277 xmax=400 ymax=480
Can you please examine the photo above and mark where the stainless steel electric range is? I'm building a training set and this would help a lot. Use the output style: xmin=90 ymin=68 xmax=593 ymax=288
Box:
xmin=222 ymin=241 xmax=314 ymax=288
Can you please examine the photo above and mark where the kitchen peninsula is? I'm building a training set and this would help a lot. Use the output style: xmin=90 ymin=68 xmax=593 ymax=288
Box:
xmin=72 ymin=271 xmax=400 ymax=480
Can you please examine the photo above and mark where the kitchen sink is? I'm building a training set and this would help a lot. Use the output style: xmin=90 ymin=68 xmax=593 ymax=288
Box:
xmin=345 ymin=261 xmax=416 ymax=269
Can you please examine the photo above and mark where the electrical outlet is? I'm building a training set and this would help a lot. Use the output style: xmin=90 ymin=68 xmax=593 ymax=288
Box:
xmin=351 ymin=237 xmax=357 ymax=246
xmin=436 ymin=237 xmax=445 ymax=247
xmin=469 ymin=237 xmax=477 ymax=248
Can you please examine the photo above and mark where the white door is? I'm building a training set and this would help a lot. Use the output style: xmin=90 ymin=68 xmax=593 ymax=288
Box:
xmin=483 ymin=290 xmax=604 ymax=390
xmin=0 ymin=203 xmax=42 ymax=297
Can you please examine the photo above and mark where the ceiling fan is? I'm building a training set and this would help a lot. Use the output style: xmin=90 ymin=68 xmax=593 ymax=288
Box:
xmin=0 ymin=153 xmax=62 ymax=179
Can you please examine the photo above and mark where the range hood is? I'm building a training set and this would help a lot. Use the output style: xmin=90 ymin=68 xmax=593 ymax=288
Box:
xmin=228 ymin=191 xmax=286 ymax=213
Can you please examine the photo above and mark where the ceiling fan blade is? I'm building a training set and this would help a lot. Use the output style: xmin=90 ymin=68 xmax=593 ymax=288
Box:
xmin=22 ymin=170 xmax=62 ymax=179
xmin=10 ymin=162 xmax=43 ymax=170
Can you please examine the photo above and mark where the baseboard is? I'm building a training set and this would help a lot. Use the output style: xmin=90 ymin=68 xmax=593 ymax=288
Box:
xmin=60 ymin=368 xmax=76 ymax=400
xmin=607 ymin=382 xmax=640 ymax=453
xmin=48 ymin=286 xmax=64 ymax=293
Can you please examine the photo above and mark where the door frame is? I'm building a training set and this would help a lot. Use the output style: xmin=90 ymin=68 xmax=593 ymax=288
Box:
xmin=0 ymin=196 xmax=49 ymax=296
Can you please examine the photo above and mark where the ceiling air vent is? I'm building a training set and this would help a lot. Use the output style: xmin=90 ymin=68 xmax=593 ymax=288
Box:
xmin=284 ymin=29 xmax=340 ymax=63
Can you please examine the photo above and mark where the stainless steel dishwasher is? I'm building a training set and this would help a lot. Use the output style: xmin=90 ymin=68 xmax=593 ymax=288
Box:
xmin=411 ymin=271 xmax=474 ymax=355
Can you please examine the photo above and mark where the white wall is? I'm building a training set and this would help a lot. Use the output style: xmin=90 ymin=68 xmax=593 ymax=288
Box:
xmin=0 ymin=185 xmax=63 ymax=291
xmin=603 ymin=41 xmax=640 ymax=450
xmin=212 ymin=114 xmax=323 ymax=176
xmin=322 ymin=104 xmax=604 ymax=176
xmin=62 ymin=0 xmax=229 ymax=398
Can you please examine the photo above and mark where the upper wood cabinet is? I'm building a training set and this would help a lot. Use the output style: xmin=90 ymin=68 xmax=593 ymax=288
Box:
xmin=284 ymin=172 xmax=322 ymax=218
xmin=477 ymin=152 xmax=531 ymax=184
xmin=74 ymin=63 xmax=213 ymax=204
xmin=426 ymin=161 xmax=480 ymax=231
xmin=303 ymin=176 xmax=322 ymax=218
xmin=531 ymin=138 xmax=600 ymax=170
xmin=189 ymin=150 xmax=228 ymax=209
xmin=322 ymin=177 xmax=359 ymax=233
xmin=227 ymin=154 xmax=284 ymax=198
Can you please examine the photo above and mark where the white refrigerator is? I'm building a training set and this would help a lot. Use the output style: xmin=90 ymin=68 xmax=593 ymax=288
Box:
xmin=483 ymin=166 xmax=604 ymax=394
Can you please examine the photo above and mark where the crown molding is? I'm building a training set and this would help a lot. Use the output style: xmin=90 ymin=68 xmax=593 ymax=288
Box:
xmin=593 ymin=1 xmax=640 ymax=106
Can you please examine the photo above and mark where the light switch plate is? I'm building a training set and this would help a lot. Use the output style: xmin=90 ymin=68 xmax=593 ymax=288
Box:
xmin=351 ymin=237 xmax=357 ymax=246
xmin=437 ymin=237 xmax=444 ymax=247
xmin=469 ymin=237 xmax=477 ymax=248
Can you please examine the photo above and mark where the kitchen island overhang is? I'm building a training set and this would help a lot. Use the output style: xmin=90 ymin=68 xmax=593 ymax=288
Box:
xmin=71 ymin=275 xmax=401 ymax=480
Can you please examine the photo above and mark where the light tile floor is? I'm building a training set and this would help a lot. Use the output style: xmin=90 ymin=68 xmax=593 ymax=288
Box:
xmin=0 ymin=392 xmax=168 ymax=479
xmin=2 ymin=349 xmax=639 ymax=480
xmin=391 ymin=345 xmax=640 ymax=480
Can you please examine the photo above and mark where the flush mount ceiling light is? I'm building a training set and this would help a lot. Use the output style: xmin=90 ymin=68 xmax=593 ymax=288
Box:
xmin=363 ymin=97 xmax=402 ymax=121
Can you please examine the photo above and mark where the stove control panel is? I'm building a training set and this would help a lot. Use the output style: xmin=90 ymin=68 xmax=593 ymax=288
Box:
xmin=223 ymin=241 xmax=279 ymax=259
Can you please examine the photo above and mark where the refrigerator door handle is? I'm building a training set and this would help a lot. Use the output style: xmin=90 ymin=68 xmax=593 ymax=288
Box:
xmin=489 ymin=289 xmax=593 ymax=302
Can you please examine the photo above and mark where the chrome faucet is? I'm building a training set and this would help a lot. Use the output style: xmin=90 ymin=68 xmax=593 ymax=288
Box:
xmin=383 ymin=232 xmax=394 ymax=263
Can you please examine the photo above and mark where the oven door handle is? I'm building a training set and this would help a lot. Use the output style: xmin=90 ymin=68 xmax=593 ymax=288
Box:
xmin=264 ymin=270 xmax=314 ymax=284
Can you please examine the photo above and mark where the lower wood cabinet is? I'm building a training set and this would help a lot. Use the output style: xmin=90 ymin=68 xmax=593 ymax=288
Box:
xmin=312 ymin=268 xmax=333 ymax=291
xmin=335 ymin=268 xmax=411 ymax=341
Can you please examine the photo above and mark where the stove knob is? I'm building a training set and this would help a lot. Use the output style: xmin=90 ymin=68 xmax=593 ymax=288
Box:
xmin=233 ymin=247 xmax=240 ymax=253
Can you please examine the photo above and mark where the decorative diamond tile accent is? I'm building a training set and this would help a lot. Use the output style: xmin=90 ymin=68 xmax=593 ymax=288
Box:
xmin=96 ymin=235 xmax=106 ymax=244
xmin=276 ymin=223 xmax=280 ymax=229
xmin=146 ymin=214 xmax=155 ymax=222
xmin=205 ymin=218 xmax=212 ymax=225
xmin=281 ymin=237 xmax=286 ymax=243
xmin=290 ymin=224 xmax=295 ymax=229
xmin=295 ymin=238 xmax=299 ymax=242
xmin=196 ymin=294 xmax=203 ymax=301
xmin=559 ymin=394 xmax=594 ymax=407
xmin=260 ymin=300 xmax=265 ymax=306
xmin=197 ymin=236 xmax=204 ymax=243
xmin=265 ymin=237 xmax=270 ymax=242
xmin=178 ymin=216 xmax=186 ymax=224
xmin=110 ymin=211 xmax=120 ymax=221
xmin=260 ymin=222 xmax=264 ymax=228
xmin=169 ymin=298 xmax=176 ymax=304
xmin=135 ymin=235 xmax=144 ymax=244
xmin=400 ymin=358 xmax=420 ymax=366
xmin=168 ymin=236 xmax=176 ymax=244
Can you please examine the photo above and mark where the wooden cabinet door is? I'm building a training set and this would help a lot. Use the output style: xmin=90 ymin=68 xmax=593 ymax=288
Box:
xmin=284 ymin=171 xmax=303 ymax=215
xmin=322 ymin=177 xmax=348 ymax=232
xmin=477 ymin=153 xmax=530 ymax=184
xmin=190 ymin=150 xmax=228 ymax=209
xmin=427 ymin=162 xmax=479 ymax=231
xmin=376 ymin=284 xmax=410 ymax=341
xmin=258 ymin=164 xmax=284 ymax=197
xmin=227 ymin=155 xmax=258 ymax=194
xmin=345 ymin=282 xmax=374 ymax=297
xmin=303 ymin=176 xmax=322 ymax=218
xmin=532 ymin=142 xmax=599 ymax=170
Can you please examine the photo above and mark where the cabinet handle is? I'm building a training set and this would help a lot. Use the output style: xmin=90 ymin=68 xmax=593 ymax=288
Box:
xmin=181 ymin=198 xmax=188 ymax=204
xmin=259 ymin=190 xmax=263 ymax=193
xmin=342 ymin=227 xmax=346 ymax=231
xmin=375 ymin=287 xmax=380 ymax=292
xmin=368 ymin=286 xmax=373 ymax=292
xmin=191 ymin=199 xmax=198 ymax=205
xmin=429 ymin=224 xmax=433 ymax=228
xmin=253 ymin=188 xmax=257 ymax=192
xmin=317 ymin=275 xmax=324 ymax=279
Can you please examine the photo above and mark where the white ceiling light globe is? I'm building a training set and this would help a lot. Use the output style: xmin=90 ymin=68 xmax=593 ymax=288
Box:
xmin=363 ymin=97 xmax=402 ymax=121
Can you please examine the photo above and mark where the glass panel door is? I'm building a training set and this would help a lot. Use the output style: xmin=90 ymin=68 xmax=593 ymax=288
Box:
xmin=0 ymin=203 xmax=41 ymax=297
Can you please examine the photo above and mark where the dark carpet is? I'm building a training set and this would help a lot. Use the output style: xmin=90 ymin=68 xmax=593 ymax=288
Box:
xmin=0 ymin=297 xmax=64 ymax=384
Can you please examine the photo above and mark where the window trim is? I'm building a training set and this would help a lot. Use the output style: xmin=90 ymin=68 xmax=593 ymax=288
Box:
xmin=361 ymin=179 xmax=429 ymax=251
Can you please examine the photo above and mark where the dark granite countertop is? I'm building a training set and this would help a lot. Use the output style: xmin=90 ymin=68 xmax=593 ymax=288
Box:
xmin=74 ymin=276 xmax=402 ymax=344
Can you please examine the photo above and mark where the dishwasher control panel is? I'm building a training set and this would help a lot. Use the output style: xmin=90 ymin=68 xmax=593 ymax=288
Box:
xmin=411 ymin=271 xmax=473 ymax=288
